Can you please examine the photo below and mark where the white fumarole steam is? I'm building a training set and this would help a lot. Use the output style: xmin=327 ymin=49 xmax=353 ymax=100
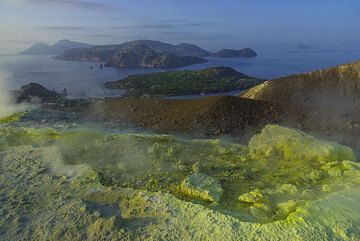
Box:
xmin=0 ymin=69 xmax=32 ymax=118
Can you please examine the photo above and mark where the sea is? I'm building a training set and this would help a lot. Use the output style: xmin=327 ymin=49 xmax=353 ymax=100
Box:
xmin=0 ymin=49 xmax=359 ymax=99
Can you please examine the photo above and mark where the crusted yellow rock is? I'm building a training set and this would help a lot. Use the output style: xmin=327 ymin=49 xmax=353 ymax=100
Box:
xmin=1 ymin=116 xmax=360 ymax=240
xmin=249 ymin=124 xmax=356 ymax=162
xmin=180 ymin=173 xmax=223 ymax=202
xmin=0 ymin=112 xmax=24 ymax=124
xmin=239 ymin=189 xmax=268 ymax=203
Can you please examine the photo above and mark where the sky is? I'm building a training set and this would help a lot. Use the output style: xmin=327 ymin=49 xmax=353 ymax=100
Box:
xmin=0 ymin=0 xmax=359 ymax=54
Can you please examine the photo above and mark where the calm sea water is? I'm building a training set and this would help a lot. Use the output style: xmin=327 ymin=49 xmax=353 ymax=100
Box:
xmin=0 ymin=49 xmax=359 ymax=99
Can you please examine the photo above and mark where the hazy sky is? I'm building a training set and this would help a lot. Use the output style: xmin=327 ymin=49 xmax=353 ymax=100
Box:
xmin=0 ymin=0 xmax=359 ymax=54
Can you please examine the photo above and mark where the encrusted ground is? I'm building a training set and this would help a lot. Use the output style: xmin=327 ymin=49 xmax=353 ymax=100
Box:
xmin=1 ymin=111 xmax=360 ymax=240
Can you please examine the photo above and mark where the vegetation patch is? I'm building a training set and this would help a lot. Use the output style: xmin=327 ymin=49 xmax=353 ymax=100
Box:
xmin=105 ymin=66 xmax=264 ymax=96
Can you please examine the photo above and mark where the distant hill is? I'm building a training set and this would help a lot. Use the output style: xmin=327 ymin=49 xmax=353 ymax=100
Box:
xmin=213 ymin=48 xmax=257 ymax=58
xmin=297 ymin=44 xmax=315 ymax=50
xmin=241 ymin=60 xmax=360 ymax=107
xmin=20 ymin=39 xmax=94 ymax=55
xmin=55 ymin=41 xmax=208 ymax=68
xmin=105 ymin=66 xmax=263 ymax=96
xmin=103 ymin=44 xmax=207 ymax=68
xmin=176 ymin=43 xmax=212 ymax=57
xmin=19 ymin=43 xmax=52 ymax=55
xmin=55 ymin=40 xmax=211 ymax=61
xmin=53 ymin=39 xmax=258 ymax=67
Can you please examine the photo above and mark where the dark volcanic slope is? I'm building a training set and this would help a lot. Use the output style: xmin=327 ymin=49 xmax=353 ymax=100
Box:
xmin=242 ymin=60 xmax=360 ymax=107
xmin=105 ymin=66 xmax=264 ymax=96
xmin=56 ymin=95 xmax=360 ymax=154
xmin=54 ymin=94 xmax=357 ymax=143
xmin=83 ymin=96 xmax=303 ymax=137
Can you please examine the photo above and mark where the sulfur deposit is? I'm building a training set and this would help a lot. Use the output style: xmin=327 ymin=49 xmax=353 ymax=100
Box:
xmin=180 ymin=173 xmax=223 ymax=202
xmin=1 ymin=111 xmax=360 ymax=240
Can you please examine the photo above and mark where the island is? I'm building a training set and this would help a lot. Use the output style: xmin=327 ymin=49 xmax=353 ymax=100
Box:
xmin=20 ymin=39 xmax=93 ymax=55
xmin=213 ymin=48 xmax=257 ymax=58
xmin=104 ymin=66 xmax=264 ymax=96
xmin=54 ymin=40 xmax=209 ymax=68
xmin=51 ymin=40 xmax=259 ymax=68
xmin=104 ymin=44 xmax=207 ymax=68
xmin=297 ymin=44 xmax=315 ymax=50
xmin=21 ymin=39 xmax=259 ymax=67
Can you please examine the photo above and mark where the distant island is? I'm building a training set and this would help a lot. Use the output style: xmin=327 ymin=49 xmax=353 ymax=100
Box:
xmin=297 ymin=44 xmax=315 ymax=50
xmin=20 ymin=39 xmax=93 ymax=55
xmin=105 ymin=66 xmax=264 ymax=96
xmin=21 ymin=39 xmax=257 ymax=68
xmin=53 ymin=40 xmax=210 ymax=68
xmin=103 ymin=44 xmax=207 ymax=68
xmin=213 ymin=48 xmax=257 ymax=58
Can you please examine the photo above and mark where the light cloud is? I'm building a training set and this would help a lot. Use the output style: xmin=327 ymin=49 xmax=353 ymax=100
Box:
xmin=161 ymin=31 xmax=194 ymax=35
xmin=11 ymin=0 xmax=120 ymax=11
xmin=36 ymin=22 xmax=209 ymax=32
xmin=37 ymin=26 xmax=101 ymax=31
xmin=1 ymin=38 xmax=37 ymax=44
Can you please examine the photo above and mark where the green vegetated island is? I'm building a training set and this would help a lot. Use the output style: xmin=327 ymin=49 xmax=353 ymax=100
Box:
xmin=105 ymin=66 xmax=264 ymax=96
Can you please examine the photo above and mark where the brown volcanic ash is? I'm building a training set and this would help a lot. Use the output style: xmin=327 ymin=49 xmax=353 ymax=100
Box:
xmin=66 ymin=95 xmax=357 ymax=157
xmin=83 ymin=96 xmax=303 ymax=137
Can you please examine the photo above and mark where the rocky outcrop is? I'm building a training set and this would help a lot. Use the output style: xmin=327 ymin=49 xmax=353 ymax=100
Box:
xmin=14 ymin=83 xmax=66 ymax=103
xmin=213 ymin=48 xmax=257 ymax=58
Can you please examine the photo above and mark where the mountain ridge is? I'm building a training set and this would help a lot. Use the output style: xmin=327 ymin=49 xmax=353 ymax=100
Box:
xmin=20 ymin=39 xmax=94 ymax=55
xmin=241 ymin=60 xmax=360 ymax=106
xmin=103 ymin=43 xmax=207 ymax=68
